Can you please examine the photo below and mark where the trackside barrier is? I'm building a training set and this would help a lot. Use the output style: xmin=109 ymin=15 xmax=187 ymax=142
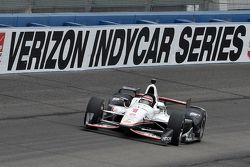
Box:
xmin=1 ymin=11 xmax=250 ymax=27
xmin=0 ymin=23 xmax=250 ymax=74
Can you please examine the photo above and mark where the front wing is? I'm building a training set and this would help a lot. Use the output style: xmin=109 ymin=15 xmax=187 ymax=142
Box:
xmin=85 ymin=116 xmax=173 ymax=144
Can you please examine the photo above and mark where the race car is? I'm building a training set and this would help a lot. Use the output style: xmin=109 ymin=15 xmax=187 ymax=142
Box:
xmin=83 ymin=79 xmax=207 ymax=146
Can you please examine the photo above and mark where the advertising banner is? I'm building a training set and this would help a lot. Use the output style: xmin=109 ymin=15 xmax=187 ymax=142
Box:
xmin=0 ymin=23 xmax=249 ymax=74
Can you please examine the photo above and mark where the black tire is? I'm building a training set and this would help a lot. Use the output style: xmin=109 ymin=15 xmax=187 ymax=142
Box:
xmin=196 ymin=115 xmax=206 ymax=142
xmin=168 ymin=112 xmax=185 ymax=146
xmin=84 ymin=97 xmax=104 ymax=129
xmin=185 ymin=107 xmax=207 ymax=142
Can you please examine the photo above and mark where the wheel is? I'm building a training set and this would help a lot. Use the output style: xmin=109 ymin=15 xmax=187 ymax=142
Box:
xmin=185 ymin=108 xmax=207 ymax=142
xmin=196 ymin=115 xmax=206 ymax=142
xmin=84 ymin=97 xmax=104 ymax=129
xmin=168 ymin=112 xmax=185 ymax=146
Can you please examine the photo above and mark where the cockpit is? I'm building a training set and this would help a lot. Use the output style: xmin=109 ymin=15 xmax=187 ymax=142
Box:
xmin=144 ymin=79 xmax=159 ymax=103
xmin=139 ymin=95 xmax=154 ymax=107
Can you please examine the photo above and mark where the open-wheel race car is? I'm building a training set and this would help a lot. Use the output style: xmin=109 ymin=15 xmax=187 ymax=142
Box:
xmin=83 ymin=79 xmax=207 ymax=146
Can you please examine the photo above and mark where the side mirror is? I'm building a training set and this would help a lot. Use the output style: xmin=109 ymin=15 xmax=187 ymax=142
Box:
xmin=120 ymin=97 xmax=128 ymax=102
xmin=156 ymin=102 xmax=167 ymax=111
xmin=120 ymin=97 xmax=130 ymax=107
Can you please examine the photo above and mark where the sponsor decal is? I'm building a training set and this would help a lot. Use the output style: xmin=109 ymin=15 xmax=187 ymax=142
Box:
xmin=161 ymin=129 xmax=173 ymax=144
xmin=190 ymin=112 xmax=201 ymax=118
xmin=87 ymin=123 xmax=118 ymax=129
xmin=161 ymin=136 xmax=172 ymax=143
xmin=133 ymin=108 xmax=139 ymax=113
xmin=131 ymin=129 xmax=161 ymax=140
xmin=112 ymin=97 xmax=121 ymax=101
xmin=129 ymin=113 xmax=136 ymax=116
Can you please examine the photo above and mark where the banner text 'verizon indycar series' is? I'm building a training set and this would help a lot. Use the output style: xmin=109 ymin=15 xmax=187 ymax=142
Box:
xmin=0 ymin=24 xmax=249 ymax=73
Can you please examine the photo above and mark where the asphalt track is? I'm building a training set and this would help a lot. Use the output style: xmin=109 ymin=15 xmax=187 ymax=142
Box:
xmin=0 ymin=63 xmax=250 ymax=167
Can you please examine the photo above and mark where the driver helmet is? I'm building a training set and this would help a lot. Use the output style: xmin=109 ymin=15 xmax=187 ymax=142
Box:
xmin=140 ymin=95 xmax=154 ymax=106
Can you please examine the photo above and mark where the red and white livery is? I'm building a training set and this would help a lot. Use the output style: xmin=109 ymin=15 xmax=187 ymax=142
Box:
xmin=84 ymin=79 xmax=207 ymax=146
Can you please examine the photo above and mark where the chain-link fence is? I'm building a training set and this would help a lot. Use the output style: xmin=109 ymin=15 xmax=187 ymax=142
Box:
xmin=0 ymin=0 xmax=250 ymax=13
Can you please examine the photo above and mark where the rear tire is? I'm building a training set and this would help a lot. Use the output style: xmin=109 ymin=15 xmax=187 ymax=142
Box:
xmin=84 ymin=97 xmax=104 ymax=129
xmin=168 ymin=112 xmax=185 ymax=146
xmin=196 ymin=116 xmax=206 ymax=142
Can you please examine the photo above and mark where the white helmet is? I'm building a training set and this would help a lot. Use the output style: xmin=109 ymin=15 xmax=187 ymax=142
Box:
xmin=140 ymin=95 xmax=154 ymax=107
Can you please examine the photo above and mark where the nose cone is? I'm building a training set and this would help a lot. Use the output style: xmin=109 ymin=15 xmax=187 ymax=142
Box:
xmin=120 ymin=107 xmax=147 ymax=127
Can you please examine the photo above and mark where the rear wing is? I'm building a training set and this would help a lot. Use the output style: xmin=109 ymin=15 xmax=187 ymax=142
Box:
xmin=159 ymin=96 xmax=206 ymax=111
xmin=136 ymin=93 xmax=205 ymax=111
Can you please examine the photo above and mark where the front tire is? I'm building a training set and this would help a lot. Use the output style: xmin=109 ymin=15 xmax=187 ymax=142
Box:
xmin=168 ymin=112 xmax=185 ymax=146
xmin=84 ymin=97 xmax=104 ymax=129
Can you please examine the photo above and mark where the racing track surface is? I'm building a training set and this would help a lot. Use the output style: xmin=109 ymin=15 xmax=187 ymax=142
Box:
xmin=0 ymin=64 xmax=250 ymax=167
